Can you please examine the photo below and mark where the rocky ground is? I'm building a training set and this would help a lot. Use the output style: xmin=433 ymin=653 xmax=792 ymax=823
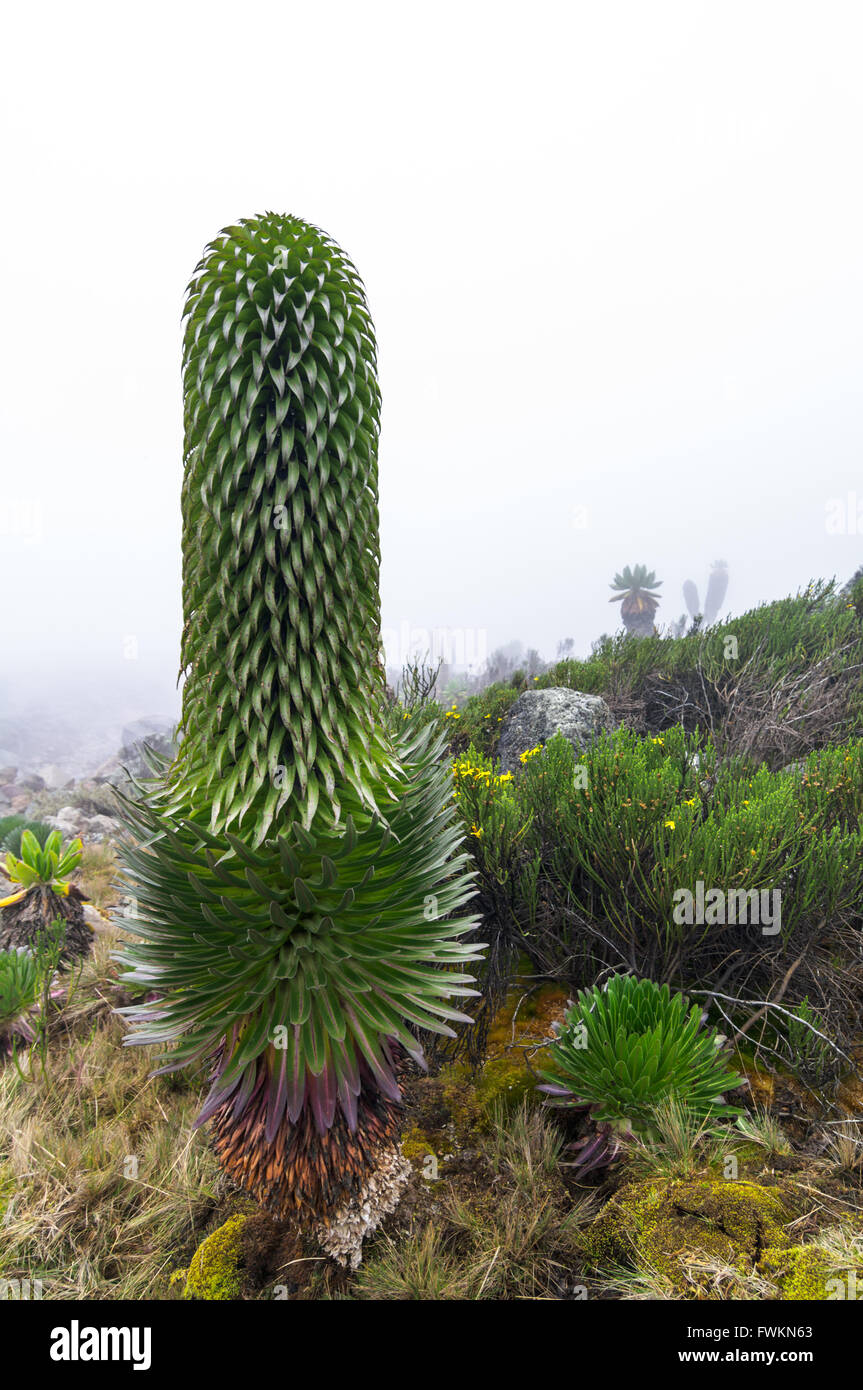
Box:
xmin=0 ymin=719 xmax=177 ymax=845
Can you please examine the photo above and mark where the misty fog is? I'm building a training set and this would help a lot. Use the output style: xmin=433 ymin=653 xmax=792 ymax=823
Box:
xmin=2 ymin=1 xmax=861 ymax=775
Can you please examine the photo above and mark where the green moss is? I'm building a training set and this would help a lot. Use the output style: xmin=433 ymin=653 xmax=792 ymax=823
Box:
xmin=401 ymin=1126 xmax=436 ymax=1165
xmin=730 ymin=1141 xmax=768 ymax=1167
xmin=439 ymin=1063 xmax=482 ymax=1135
xmin=437 ymin=1053 xmax=537 ymax=1139
xmin=762 ymin=1244 xmax=835 ymax=1300
xmin=434 ymin=977 xmax=563 ymax=1140
xmin=473 ymin=1054 xmax=536 ymax=1118
xmin=183 ymin=1214 xmax=250 ymax=1301
xmin=582 ymin=1178 xmax=793 ymax=1295
xmin=485 ymin=978 xmax=567 ymax=1055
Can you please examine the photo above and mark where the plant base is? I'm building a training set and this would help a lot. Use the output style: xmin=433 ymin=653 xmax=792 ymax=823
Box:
xmin=211 ymin=1078 xmax=404 ymax=1221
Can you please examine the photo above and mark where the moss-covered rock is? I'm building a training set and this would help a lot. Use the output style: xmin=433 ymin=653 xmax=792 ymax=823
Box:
xmin=183 ymin=1214 xmax=250 ymax=1300
xmin=762 ymin=1243 xmax=835 ymax=1300
xmin=179 ymin=1207 xmax=307 ymax=1300
xmin=582 ymin=1178 xmax=794 ymax=1295
xmin=400 ymin=1125 xmax=437 ymax=1166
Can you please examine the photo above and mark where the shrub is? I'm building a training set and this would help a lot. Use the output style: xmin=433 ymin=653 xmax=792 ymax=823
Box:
xmin=446 ymin=684 xmax=520 ymax=759
xmin=447 ymin=581 xmax=863 ymax=767
xmin=779 ymin=997 xmax=839 ymax=1089
xmin=452 ymin=726 xmax=863 ymax=1056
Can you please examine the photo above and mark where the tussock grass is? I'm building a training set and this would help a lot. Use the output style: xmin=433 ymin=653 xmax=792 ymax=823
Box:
xmin=806 ymin=1223 xmax=863 ymax=1272
xmin=821 ymin=1120 xmax=863 ymax=1177
xmin=735 ymin=1106 xmax=793 ymax=1155
xmin=621 ymin=1096 xmax=739 ymax=1181
xmin=349 ymin=1226 xmax=470 ymax=1300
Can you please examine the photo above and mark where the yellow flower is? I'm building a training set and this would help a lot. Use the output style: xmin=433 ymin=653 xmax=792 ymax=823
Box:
xmin=683 ymin=798 xmax=696 ymax=807
xmin=470 ymin=823 xmax=483 ymax=839
xmin=519 ymin=745 xmax=543 ymax=764
xmin=664 ymin=819 xmax=676 ymax=829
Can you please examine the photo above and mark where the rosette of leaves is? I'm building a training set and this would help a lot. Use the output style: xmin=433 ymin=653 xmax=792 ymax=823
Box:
xmin=609 ymin=565 xmax=662 ymax=637
xmin=2 ymin=829 xmax=82 ymax=900
xmin=0 ymin=830 xmax=89 ymax=961
xmin=0 ymin=947 xmax=41 ymax=1039
xmin=0 ymin=817 xmax=55 ymax=857
xmin=538 ymin=973 xmax=742 ymax=1136
xmin=114 ymin=213 xmax=483 ymax=1218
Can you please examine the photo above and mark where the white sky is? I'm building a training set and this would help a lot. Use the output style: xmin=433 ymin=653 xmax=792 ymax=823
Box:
xmin=1 ymin=0 xmax=861 ymax=722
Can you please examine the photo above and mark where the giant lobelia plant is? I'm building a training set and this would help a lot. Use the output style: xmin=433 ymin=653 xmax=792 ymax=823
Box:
xmin=115 ymin=214 xmax=483 ymax=1231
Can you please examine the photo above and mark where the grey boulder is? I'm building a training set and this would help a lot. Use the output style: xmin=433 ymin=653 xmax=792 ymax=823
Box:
xmin=498 ymin=687 xmax=615 ymax=774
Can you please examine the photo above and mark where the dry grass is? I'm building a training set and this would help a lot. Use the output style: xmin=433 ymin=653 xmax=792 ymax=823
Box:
xmin=0 ymin=928 xmax=219 ymax=1299
xmin=77 ymin=842 xmax=121 ymax=912
xmin=821 ymin=1121 xmax=863 ymax=1178
xmin=353 ymin=1102 xmax=597 ymax=1300
xmin=806 ymin=1223 xmax=863 ymax=1272
xmin=734 ymin=1105 xmax=793 ymax=1155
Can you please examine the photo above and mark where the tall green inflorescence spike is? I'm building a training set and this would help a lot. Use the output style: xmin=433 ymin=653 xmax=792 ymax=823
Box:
xmin=115 ymin=213 xmax=484 ymax=1218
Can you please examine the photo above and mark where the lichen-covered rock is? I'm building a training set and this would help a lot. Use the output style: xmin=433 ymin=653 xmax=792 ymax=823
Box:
xmin=497 ymin=688 xmax=614 ymax=775
xmin=183 ymin=1214 xmax=250 ymax=1300
xmin=582 ymin=1178 xmax=793 ymax=1295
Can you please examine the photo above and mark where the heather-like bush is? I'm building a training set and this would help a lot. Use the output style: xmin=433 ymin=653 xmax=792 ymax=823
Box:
xmin=453 ymin=726 xmax=863 ymax=1072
